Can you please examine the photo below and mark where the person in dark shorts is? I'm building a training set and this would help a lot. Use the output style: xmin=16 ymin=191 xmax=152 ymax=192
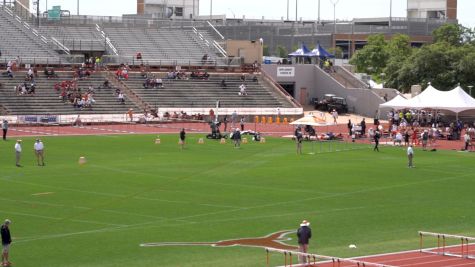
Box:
xmin=1 ymin=219 xmax=12 ymax=267
xmin=179 ymin=128 xmax=186 ymax=149
xmin=374 ymin=129 xmax=380 ymax=152
xmin=295 ymin=127 xmax=303 ymax=154
xmin=297 ymin=220 xmax=312 ymax=264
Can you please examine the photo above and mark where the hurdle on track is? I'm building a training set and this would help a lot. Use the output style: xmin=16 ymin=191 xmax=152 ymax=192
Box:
xmin=419 ymin=231 xmax=475 ymax=259
xmin=265 ymin=248 xmax=397 ymax=267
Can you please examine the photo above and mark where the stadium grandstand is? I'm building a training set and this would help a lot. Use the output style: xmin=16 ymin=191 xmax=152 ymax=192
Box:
xmin=0 ymin=0 xmax=458 ymax=121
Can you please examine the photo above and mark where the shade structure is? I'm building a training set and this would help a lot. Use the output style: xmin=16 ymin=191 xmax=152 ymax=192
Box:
xmin=288 ymin=44 xmax=314 ymax=57
xmin=311 ymin=43 xmax=335 ymax=58
xmin=379 ymin=95 xmax=409 ymax=109
xmin=379 ymin=84 xmax=475 ymax=114
xmin=290 ymin=115 xmax=328 ymax=126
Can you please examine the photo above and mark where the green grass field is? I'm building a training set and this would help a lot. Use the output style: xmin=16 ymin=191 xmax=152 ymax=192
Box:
xmin=0 ymin=134 xmax=474 ymax=267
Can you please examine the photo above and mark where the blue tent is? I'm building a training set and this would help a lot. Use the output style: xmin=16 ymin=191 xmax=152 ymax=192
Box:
xmin=311 ymin=43 xmax=334 ymax=58
xmin=288 ymin=44 xmax=315 ymax=57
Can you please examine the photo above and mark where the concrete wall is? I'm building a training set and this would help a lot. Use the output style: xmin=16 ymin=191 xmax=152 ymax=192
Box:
xmin=226 ymin=40 xmax=263 ymax=65
xmin=262 ymin=64 xmax=385 ymax=117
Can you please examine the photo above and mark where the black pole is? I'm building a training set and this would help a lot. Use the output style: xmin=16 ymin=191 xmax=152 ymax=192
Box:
xmin=37 ymin=0 xmax=40 ymax=26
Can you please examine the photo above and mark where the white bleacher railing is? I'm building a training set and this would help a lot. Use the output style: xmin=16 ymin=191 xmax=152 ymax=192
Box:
xmin=96 ymin=24 xmax=119 ymax=55
xmin=191 ymin=27 xmax=227 ymax=58
xmin=51 ymin=37 xmax=71 ymax=55
xmin=207 ymin=20 xmax=225 ymax=40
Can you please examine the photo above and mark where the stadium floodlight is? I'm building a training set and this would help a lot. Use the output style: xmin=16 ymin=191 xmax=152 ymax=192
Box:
xmin=287 ymin=0 xmax=289 ymax=20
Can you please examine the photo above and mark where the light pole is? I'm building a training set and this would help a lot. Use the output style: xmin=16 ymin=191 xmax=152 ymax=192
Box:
xmin=295 ymin=0 xmax=298 ymax=22
xmin=317 ymin=0 xmax=320 ymax=23
xmin=77 ymin=0 xmax=79 ymax=15
xmin=389 ymin=0 xmax=392 ymax=32
xmin=287 ymin=0 xmax=289 ymax=20
xmin=330 ymin=0 xmax=339 ymax=50
xmin=210 ymin=0 xmax=213 ymax=20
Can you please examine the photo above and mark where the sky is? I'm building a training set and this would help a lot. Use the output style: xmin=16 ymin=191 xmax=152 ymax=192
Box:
xmin=31 ymin=0 xmax=475 ymax=28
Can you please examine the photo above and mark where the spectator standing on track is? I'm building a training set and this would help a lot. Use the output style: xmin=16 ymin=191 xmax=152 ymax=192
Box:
xmin=223 ymin=116 xmax=228 ymax=132
xmin=1 ymin=120 xmax=8 ymax=140
xmin=295 ymin=127 xmax=303 ymax=154
xmin=373 ymin=129 xmax=380 ymax=152
xmin=347 ymin=119 xmax=352 ymax=136
xmin=297 ymin=220 xmax=312 ymax=264
xmin=464 ymin=132 xmax=471 ymax=151
xmin=240 ymin=117 xmax=245 ymax=131
xmin=34 ymin=139 xmax=45 ymax=166
xmin=233 ymin=128 xmax=241 ymax=148
xmin=361 ymin=118 xmax=366 ymax=136
xmin=1 ymin=219 xmax=12 ymax=267
xmin=179 ymin=128 xmax=186 ymax=150
xmin=231 ymin=110 xmax=237 ymax=128
xmin=407 ymin=144 xmax=414 ymax=168
xmin=421 ymin=130 xmax=429 ymax=151
xmin=14 ymin=140 xmax=22 ymax=167
xmin=331 ymin=109 xmax=338 ymax=124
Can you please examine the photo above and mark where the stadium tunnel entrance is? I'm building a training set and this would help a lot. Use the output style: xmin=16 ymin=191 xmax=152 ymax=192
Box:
xmin=279 ymin=82 xmax=295 ymax=98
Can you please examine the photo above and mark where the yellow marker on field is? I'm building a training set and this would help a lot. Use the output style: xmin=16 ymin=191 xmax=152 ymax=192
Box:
xmin=220 ymin=138 xmax=226 ymax=144
xmin=198 ymin=138 xmax=204 ymax=144
xmin=78 ymin=156 xmax=87 ymax=165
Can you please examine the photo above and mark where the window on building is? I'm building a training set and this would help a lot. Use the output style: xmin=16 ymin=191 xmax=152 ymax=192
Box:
xmin=175 ymin=7 xmax=183 ymax=17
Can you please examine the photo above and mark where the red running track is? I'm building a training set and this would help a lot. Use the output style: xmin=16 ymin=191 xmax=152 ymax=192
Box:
xmin=5 ymin=122 xmax=468 ymax=151
xmin=295 ymin=245 xmax=475 ymax=267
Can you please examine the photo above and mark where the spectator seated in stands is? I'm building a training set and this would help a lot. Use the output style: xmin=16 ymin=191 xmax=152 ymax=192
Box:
xmin=118 ymin=91 xmax=125 ymax=104
xmin=116 ymin=66 xmax=130 ymax=80
xmin=220 ymin=79 xmax=227 ymax=88
xmin=3 ymin=66 xmax=14 ymax=78
xmin=252 ymin=75 xmax=258 ymax=82
xmin=44 ymin=68 xmax=58 ymax=79
xmin=240 ymin=74 xmax=246 ymax=82
xmin=239 ymin=83 xmax=248 ymax=96
xmin=177 ymin=71 xmax=188 ymax=80
xmin=101 ymin=79 xmax=112 ymax=89
xmin=201 ymin=54 xmax=209 ymax=64
xmin=167 ymin=71 xmax=177 ymax=80
xmin=27 ymin=67 xmax=34 ymax=79
xmin=77 ymin=67 xmax=91 ymax=79
xmin=16 ymin=82 xmax=35 ymax=95
xmin=190 ymin=71 xmax=209 ymax=80
xmin=139 ymin=64 xmax=147 ymax=78
xmin=136 ymin=52 xmax=142 ymax=60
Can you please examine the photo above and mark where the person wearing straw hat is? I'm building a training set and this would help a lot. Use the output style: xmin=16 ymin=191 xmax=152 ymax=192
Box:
xmin=1 ymin=219 xmax=12 ymax=267
xmin=14 ymin=140 xmax=22 ymax=167
xmin=297 ymin=220 xmax=312 ymax=264
xmin=34 ymin=139 xmax=45 ymax=166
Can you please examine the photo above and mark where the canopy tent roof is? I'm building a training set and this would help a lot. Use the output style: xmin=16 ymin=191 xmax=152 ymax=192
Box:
xmin=311 ymin=43 xmax=335 ymax=58
xmin=290 ymin=115 xmax=328 ymax=126
xmin=379 ymin=84 xmax=475 ymax=113
xmin=288 ymin=44 xmax=314 ymax=57
xmin=379 ymin=95 xmax=408 ymax=109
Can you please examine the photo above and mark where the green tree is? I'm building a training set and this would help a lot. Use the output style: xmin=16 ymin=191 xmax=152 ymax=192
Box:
xmin=432 ymin=23 xmax=463 ymax=46
xmin=349 ymin=34 xmax=388 ymax=75
xmin=263 ymin=45 xmax=270 ymax=56
xmin=384 ymin=34 xmax=413 ymax=90
xmin=327 ymin=47 xmax=343 ymax=59
xmin=276 ymin=45 xmax=288 ymax=58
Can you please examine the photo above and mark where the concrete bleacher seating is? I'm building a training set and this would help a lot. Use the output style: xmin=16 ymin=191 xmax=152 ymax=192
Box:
xmin=38 ymin=25 xmax=105 ymax=52
xmin=0 ymin=71 xmax=140 ymax=115
xmin=122 ymin=73 xmax=294 ymax=109
xmin=0 ymin=9 xmax=59 ymax=62
xmin=104 ymin=27 xmax=216 ymax=65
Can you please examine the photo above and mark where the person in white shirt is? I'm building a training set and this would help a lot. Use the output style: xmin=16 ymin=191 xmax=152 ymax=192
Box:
xmin=239 ymin=84 xmax=247 ymax=96
xmin=407 ymin=144 xmax=414 ymax=168
xmin=394 ymin=132 xmax=403 ymax=146
xmin=34 ymin=139 xmax=45 ymax=166
xmin=14 ymin=140 xmax=22 ymax=167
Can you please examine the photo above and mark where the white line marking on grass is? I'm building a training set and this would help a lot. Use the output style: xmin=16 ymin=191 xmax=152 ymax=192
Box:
xmin=31 ymin=192 xmax=54 ymax=196
xmin=0 ymin=210 xmax=127 ymax=227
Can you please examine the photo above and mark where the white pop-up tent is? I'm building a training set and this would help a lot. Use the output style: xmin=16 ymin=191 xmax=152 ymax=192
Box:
xmin=437 ymin=86 xmax=475 ymax=113
xmin=379 ymin=94 xmax=409 ymax=109
xmin=379 ymin=84 xmax=475 ymax=115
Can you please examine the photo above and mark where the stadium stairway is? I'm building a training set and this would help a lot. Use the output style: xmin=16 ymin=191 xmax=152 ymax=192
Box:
xmin=120 ymin=73 xmax=297 ymax=109
xmin=0 ymin=8 xmax=60 ymax=62
xmin=0 ymin=72 xmax=140 ymax=115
